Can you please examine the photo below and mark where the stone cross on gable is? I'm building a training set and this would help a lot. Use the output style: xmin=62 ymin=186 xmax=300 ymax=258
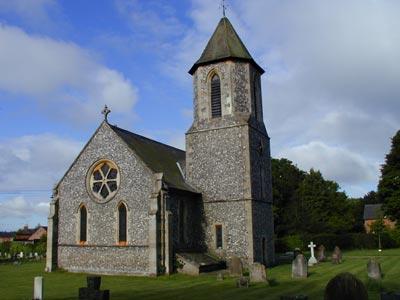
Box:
xmin=101 ymin=105 xmax=111 ymax=122
xmin=308 ymin=241 xmax=318 ymax=266
xmin=220 ymin=0 xmax=228 ymax=17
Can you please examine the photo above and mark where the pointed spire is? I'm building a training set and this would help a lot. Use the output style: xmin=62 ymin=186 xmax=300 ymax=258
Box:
xmin=189 ymin=17 xmax=264 ymax=75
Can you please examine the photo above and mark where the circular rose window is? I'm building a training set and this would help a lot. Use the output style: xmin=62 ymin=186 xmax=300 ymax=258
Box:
xmin=87 ymin=160 xmax=120 ymax=202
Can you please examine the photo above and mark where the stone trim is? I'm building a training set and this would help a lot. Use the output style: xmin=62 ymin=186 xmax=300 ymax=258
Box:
xmin=58 ymin=244 xmax=148 ymax=248
xmin=187 ymin=122 xmax=268 ymax=138
xmin=203 ymin=198 xmax=271 ymax=204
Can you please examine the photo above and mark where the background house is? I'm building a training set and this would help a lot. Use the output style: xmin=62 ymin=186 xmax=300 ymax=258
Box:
xmin=363 ymin=204 xmax=396 ymax=233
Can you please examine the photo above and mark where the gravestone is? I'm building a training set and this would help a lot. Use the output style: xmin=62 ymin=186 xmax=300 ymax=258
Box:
xmin=19 ymin=252 xmax=24 ymax=259
xmin=324 ymin=272 xmax=368 ymax=300
xmin=78 ymin=276 xmax=109 ymax=300
xmin=236 ymin=276 xmax=249 ymax=288
xmin=367 ymin=259 xmax=382 ymax=280
xmin=316 ymin=245 xmax=326 ymax=262
xmin=0 ymin=252 xmax=2 ymax=257
xmin=216 ymin=272 xmax=224 ymax=281
xmin=34 ymin=252 xmax=38 ymax=257
xmin=249 ymin=263 xmax=267 ymax=283
xmin=7 ymin=253 xmax=11 ymax=259
xmin=229 ymin=256 xmax=243 ymax=276
xmin=292 ymin=254 xmax=307 ymax=279
xmin=294 ymin=248 xmax=302 ymax=259
xmin=380 ymin=291 xmax=400 ymax=300
xmin=307 ymin=242 xmax=317 ymax=266
xmin=33 ymin=276 xmax=43 ymax=300
xmin=331 ymin=246 xmax=342 ymax=264
xmin=29 ymin=253 xmax=33 ymax=258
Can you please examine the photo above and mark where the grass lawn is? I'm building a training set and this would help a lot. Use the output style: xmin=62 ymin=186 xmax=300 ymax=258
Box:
xmin=1 ymin=249 xmax=399 ymax=300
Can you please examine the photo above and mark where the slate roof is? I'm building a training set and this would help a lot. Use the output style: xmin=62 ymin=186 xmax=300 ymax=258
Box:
xmin=189 ymin=17 xmax=264 ymax=75
xmin=363 ymin=204 xmax=383 ymax=220
xmin=110 ymin=125 xmax=198 ymax=193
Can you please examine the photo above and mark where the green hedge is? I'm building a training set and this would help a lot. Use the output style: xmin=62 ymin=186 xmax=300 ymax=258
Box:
xmin=276 ymin=232 xmax=399 ymax=253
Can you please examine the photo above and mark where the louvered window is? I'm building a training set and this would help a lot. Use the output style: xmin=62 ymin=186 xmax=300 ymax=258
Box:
xmin=211 ymin=74 xmax=222 ymax=118
xmin=80 ymin=205 xmax=87 ymax=242
xmin=118 ymin=203 xmax=127 ymax=243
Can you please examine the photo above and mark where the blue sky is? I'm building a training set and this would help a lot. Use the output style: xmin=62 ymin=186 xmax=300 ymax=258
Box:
xmin=0 ymin=0 xmax=399 ymax=231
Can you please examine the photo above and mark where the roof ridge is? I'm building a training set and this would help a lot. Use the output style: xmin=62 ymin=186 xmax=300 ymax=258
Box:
xmin=110 ymin=125 xmax=185 ymax=154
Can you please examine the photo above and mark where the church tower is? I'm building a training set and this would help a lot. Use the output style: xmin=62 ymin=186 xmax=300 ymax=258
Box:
xmin=186 ymin=17 xmax=275 ymax=265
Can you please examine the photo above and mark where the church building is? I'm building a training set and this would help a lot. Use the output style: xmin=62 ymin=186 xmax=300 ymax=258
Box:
xmin=46 ymin=16 xmax=275 ymax=276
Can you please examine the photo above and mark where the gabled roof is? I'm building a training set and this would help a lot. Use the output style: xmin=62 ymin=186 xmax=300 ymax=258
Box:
xmin=363 ymin=204 xmax=383 ymax=220
xmin=109 ymin=125 xmax=198 ymax=193
xmin=189 ymin=17 xmax=264 ymax=75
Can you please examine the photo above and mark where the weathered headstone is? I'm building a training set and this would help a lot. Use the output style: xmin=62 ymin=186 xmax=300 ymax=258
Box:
xmin=367 ymin=258 xmax=382 ymax=280
xmin=34 ymin=252 xmax=38 ymax=257
xmin=316 ymin=245 xmax=326 ymax=262
xmin=236 ymin=276 xmax=249 ymax=288
xmin=292 ymin=254 xmax=307 ymax=279
xmin=19 ymin=252 xmax=23 ymax=259
xmin=324 ymin=272 xmax=368 ymax=300
xmin=216 ymin=272 xmax=224 ymax=281
xmin=249 ymin=263 xmax=267 ymax=283
xmin=33 ymin=276 xmax=43 ymax=300
xmin=380 ymin=291 xmax=400 ymax=300
xmin=294 ymin=248 xmax=302 ymax=259
xmin=307 ymin=241 xmax=317 ymax=266
xmin=7 ymin=253 xmax=11 ymax=259
xmin=29 ymin=253 xmax=33 ymax=258
xmin=229 ymin=256 xmax=243 ymax=276
xmin=79 ymin=276 xmax=109 ymax=300
xmin=331 ymin=246 xmax=342 ymax=264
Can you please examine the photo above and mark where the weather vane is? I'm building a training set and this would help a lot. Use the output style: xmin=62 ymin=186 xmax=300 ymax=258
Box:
xmin=101 ymin=105 xmax=111 ymax=122
xmin=220 ymin=0 xmax=227 ymax=17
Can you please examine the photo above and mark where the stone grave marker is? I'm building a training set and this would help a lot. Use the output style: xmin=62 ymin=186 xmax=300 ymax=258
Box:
xmin=216 ymin=272 xmax=224 ymax=281
xmin=19 ymin=252 xmax=24 ymax=259
xmin=294 ymin=248 xmax=302 ymax=259
xmin=367 ymin=258 xmax=382 ymax=280
xmin=307 ymin=242 xmax=317 ymax=266
xmin=236 ymin=276 xmax=249 ymax=288
xmin=292 ymin=254 xmax=307 ymax=279
xmin=33 ymin=276 xmax=43 ymax=300
xmin=316 ymin=245 xmax=326 ymax=262
xmin=0 ymin=252 xmax=2 ymax=257
xmin=79 ymin=276 xmax=109 ymax=300
xmin=249 ymin=263 xmax=267 ymax=283
xmin=380 ymin=291 xmax=400 ymax=300
xmin=324 ymin=272 xmax=368 ymax=300
xmin=7 ymin=253 xmax=11 ymax=259
xmin=331 ymin=246 xmax=342 ymax=264
xmin=229 ymin=256 xmax=243 ymax=276
xmin=35 ymin=252 xmax=38 ymax=257
xmin=29 ymin=253 xmax=33 ymax=258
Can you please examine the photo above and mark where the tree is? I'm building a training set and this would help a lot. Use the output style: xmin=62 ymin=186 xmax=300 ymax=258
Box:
xmin=362 ymin=191 xmax=381 ymax=204
xmin=296 ymin=169 xmax=353 ymax=234
xmin=271 ymin=158 xmax=305 ymax=237
xmin=378 ymin=130 xmax=400 ymax=223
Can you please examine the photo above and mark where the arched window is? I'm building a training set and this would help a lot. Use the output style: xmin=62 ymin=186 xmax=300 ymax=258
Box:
xmin=210 ymin=74 xmax=222 ymax=118
xmin=80 ymin=205 xmax=87 ymax=243
xmin=118 ymin=203 xmax=127 ymax=243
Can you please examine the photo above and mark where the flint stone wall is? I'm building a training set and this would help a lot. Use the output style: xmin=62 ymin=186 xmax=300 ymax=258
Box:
xmin=57 ymin=122 xmax=153 ymax=275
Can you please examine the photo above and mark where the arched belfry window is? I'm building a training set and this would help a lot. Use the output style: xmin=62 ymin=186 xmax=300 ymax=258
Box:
xmin=79 ymin=205 xmax=87 ymax=243
xmin=118 ymin=203 xmax=127 ymax=244
xmin=210 ymin=74 xmax=222 ymax=118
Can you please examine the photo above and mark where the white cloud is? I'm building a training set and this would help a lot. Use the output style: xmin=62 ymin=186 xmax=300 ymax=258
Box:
xmin=0 ymin=24 xmax=138 ymax=124
xmin=0 ymin=0 xmax=58 ymax=29
xmin=0 ymin=196 xmax=49 ymax=219
xmin=279 ymin=141 xmax=379 ymax=187
xmin=0 ymin=134 xmax=82 ymax=192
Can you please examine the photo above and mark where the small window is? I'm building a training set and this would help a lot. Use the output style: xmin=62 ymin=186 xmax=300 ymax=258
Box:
xmin=80 ymin=205 xmax=87 ymax=243
xmin=215 ymin=225 xmax=223 ymax=248
xmin=118 ymin=203 xmax=127 ymax=243
xmin=211 ymin=74 xmax=222 ymax=118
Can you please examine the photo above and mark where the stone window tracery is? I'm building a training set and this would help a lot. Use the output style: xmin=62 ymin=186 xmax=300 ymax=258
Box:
xmin=87 ymin=160 xmax=120 ymax=203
